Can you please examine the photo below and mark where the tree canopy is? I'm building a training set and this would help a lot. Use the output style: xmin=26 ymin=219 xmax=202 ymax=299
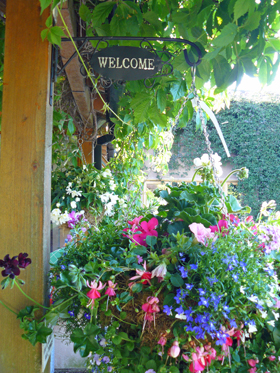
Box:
xmin=40 ymin=0 xmax=280 ymax=176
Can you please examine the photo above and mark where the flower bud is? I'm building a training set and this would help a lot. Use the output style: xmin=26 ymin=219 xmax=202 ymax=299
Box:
xmin=168 ymin=341 xmax=180 ymax=358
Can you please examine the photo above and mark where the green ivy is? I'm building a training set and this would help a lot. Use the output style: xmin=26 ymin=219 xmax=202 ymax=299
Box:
xmin=168 ymin=93 xmax=280 ymax=218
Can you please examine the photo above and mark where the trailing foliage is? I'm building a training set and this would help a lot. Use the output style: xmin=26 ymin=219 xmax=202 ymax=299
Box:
xmin=169 ymin=93 xmax=280 ymax=218
xmin=38 ymin=0 xmax=280 ymax=180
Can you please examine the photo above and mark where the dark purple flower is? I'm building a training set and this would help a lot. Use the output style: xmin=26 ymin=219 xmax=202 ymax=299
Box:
xmin=185 ymin=283 xmax=194 ymax=290
xmin=18 ymin=253 xmax=31 ymax=269
xmin=175 ymin=305 xmax=185 ymax=315
xmin=190 ymin=263 xmax=198 ymax=270
xmin=0 ymin=254 xmax=20 ymax=279
xmin=178 ymin=266 xmax=188 ymax=278
xmin=84 ymin=313 xmax=91 ymax=320
xmin=68 ymin=310 xmax=75 ymax=317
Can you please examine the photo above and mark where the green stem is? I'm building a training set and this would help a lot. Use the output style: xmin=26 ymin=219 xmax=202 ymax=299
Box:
xmin=111 ymin=313 xmax=137 ymax=326
xmin=221 ymin=168 xmax=242 ymax=187
xmin=14 ymin=280 xmax=50 ymax=310
xmin=0 ymin=300 xmax=18 ymax=315
xmin=40 ymin=294 xmax=78 ymax=321
xmin=191 ymin=167 xmax=203 ymax=182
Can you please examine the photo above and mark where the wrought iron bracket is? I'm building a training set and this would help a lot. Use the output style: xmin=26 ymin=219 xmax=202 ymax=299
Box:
xmin=50 ymin=36 xmax=202 ymax=89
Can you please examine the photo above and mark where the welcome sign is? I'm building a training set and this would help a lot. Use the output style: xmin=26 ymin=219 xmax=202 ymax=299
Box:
xmin=90 ymin=46 xmax=163 ymax=81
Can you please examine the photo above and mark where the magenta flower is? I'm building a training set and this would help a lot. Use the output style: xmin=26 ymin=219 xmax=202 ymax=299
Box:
xmin=105 ymin=281 xmax=117 ymax=297
xmin=210 ymin=220 xmax=229 ymax=236
xmin=86 ymin=280 xmax=105 ymax=308
xmin=168 ymin=341 xmax=180 ymax=358
xmin=189 ymin=223 xmax=215 ymax=245
xmin=268 ymin=356 xmax=276 ymax=361
xmin=123 ymin=217 xmax=158 ymax=247
xmin=67 ymin=211 xmax=83 ymax=228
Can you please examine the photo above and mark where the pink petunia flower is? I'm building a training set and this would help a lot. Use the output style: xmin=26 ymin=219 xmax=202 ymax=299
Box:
xmin=189 ymin=222 xmax=215 ymax=245
xmin=268 ymin=356 xmax=276 ymax=361
xmin=248 ymin=359 xmax=258 ymax=367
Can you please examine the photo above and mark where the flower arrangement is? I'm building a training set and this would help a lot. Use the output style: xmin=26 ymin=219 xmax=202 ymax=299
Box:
xmin=1 ymin=157 xmax=280 ymax=373
xmin=51 ymin=164 xmax=128 ymax=227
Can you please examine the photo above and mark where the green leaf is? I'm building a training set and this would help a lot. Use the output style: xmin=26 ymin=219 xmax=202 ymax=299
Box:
xmin=244 ymin=11 xmax=261 ymax=31
xmin=131 ymin=283 xmax=143 ymax=293
xmin=41 ymin=28 xmax=49 ymax=42
xmin=131 ymin=246 xmax=147 ymax=256
xmin=40 ymin=0 xmax=52 ymax=14
xmin=234 ymin=0 xmax=252 ymax=21
xmin=173 ymin=51 xmax=189 ymax=72
xmin=213 ymin=23 xmax=238 ymax=47
xmin=203 ymin=47 xmax=221 ymax=61
xmin=79 ymin=4 xmax=92 ymax=23
xmin=130 ymin=93 xmax=151 ymax=122
xmin=145 ymin=359 xmax=157 ymax=370
xmin=67 ymin=119 xmax=75 ymax=136
xmin=157 ymin=89 xmax=166 ymax=112
xmin=170 ymin=273 xmax=184 ymax=287
xmin=213 ymin=55 xmax=232 ymax=87
xmin=48 ymin=26 xmax=66 ymax=47
xmin=92 ymin=2 xmax=117 ymax=28
xmin=145 ymin=235 xmax=157 ymax=247
xmin=168 ymin=367 xmax=179 ymax=373
xmin=45 ymin=15 xmax=52 ymax=28
xmin=126 ymin=341 xmax=134 ymax=351
xmin=170 ymin=80 xmax=186 ymax=101
xmin=112 ymin=334 xmax=122 ymax=345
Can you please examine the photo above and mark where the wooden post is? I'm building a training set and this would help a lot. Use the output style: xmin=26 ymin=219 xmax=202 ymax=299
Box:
xmin=0 ymin=1 xmax=52 ymax=372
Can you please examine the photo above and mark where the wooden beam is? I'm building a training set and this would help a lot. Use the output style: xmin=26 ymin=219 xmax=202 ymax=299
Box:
xmin=0 ymin=1 xmax=52 ymax=372
xmin=57 ymin=0 xmax=94 ymax=127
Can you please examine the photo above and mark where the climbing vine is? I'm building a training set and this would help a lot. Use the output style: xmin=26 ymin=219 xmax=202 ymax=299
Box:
xmin=168 ymin=92 xmax=280 ymax=217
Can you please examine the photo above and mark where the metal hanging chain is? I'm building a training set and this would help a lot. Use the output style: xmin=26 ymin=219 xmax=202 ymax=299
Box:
xmin=190 ymin=67 xmax=228 ymax=217
xmin=77 ymin=132 xmax=87 ymax=166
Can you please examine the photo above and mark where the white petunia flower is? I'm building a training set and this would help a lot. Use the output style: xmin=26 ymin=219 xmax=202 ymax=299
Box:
xmin=272 ymin=311 xmax=279 ymax=320
xmin=260 ymin=310 xmax=268 ymax=319
xmin=70 ymin=201 xmax=77 ymax=209
xmin=175 ymin=314 xmax=187 ymax=320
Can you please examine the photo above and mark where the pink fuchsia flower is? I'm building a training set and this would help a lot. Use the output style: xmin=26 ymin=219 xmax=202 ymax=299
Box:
xmin=129 ymin=261 xmax=152 ymax=285
xmin=233 ymin=330 xmax=243 ymax=346
xmin=86 ymin=280 xmax=105 ymax=305
xmin=268 ymin=356 xmax=276 ymax=361
xmin=249 ymin=368 xmax=257 ymax=373
xmin=248 ymin=359 xmax=259 ymax=367
xmin=189 ymin=348 xmax=206 ymax=372
xmin=204 ymin=345 xmax=216 ymax=364
xmin=158 ymin=336 xmax=167 ymax=346
xmin=210 ymin=220 xmax=229 ymax=236
xmin=142 ymin=296 xmax=160 ymax=314
xmin=152 ymin=263 xmax=167 ymax=281
xmin=168 ymin=341 xmax=180 ymax=358
xmin=189 ymin=223 xmax=215 ymax=245
xmin=182 ymin=354 xmax=189 ymax=361
xmin=105 ymin=281 xmax=117 ymax=297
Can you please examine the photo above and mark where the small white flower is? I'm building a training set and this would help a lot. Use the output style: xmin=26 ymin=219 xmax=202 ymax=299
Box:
xmin=83 ymin=165 xmax=88 ymax=171
xmin=56 ymin=203 xmax=60 ymax=207
xmin=70 ymin=201 xmax=77 ymax=209
xmin=248 ymin=323 xmax=257 ymax=333
xmin=260 ymin=310 xmax=268 ymax=319
xmin=193 ymin=157 xmax=202 ymax=167
xmin=267 ymin=320 xmax=275 ymax=327
xmin=240 ymin=286 xmax=246 ymax=294
xmin=247 ymin=295 xmax=258 ymax=303
xmin=175 ymin=313 xmax=187 ymax=320
xmin=75 ymin=197 xmax=80 ymax=202
xmin=272 ymin=311 xmax=279 ymax=320
xmin=267 ymin=299 xmax=274 ymax=307
xmin=62 ymin=196 xmax=65 ymax=200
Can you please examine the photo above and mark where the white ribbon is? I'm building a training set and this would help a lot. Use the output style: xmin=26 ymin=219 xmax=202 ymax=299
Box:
xmin=192 ymin=98 xmax=231 ymax=158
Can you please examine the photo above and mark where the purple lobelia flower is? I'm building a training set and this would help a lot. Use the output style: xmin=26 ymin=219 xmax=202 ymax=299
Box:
xmin=0 ymin=254 xmax=21 ymax=279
